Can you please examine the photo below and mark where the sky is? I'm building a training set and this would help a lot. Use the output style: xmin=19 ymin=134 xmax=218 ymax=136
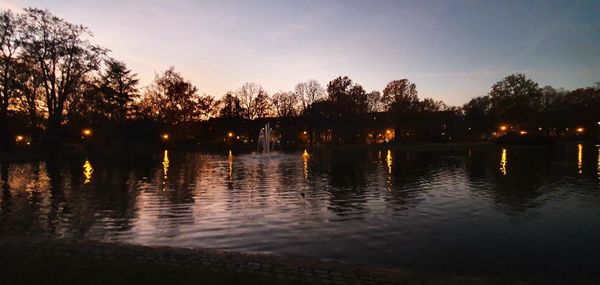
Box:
xmin=2 ymin=0 xmax=599 ymax=105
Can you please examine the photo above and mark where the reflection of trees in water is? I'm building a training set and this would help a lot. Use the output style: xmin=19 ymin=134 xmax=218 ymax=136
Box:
xmin=323 ymin=150 xmax=370 ymax=217
xmin=465 ymin=146 xmax=574 ymax=214
xmin=383 ymin=150 xmax=459 ymax=211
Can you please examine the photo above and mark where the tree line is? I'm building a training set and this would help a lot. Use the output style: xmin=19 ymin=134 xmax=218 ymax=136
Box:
xmin=1 ymin=8 xmax=599 ymax=149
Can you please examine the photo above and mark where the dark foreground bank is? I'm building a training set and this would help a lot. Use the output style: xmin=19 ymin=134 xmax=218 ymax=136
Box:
xmin=0 ymin=237 xmax=587 ymax=285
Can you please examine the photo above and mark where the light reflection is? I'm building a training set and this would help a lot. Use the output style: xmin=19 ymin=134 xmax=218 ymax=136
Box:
xmin=302 ymin=150 xmax=310 ymax=179
xmin=162 ymin=150 xmax=169 ymax=182
xmin=500 ymin=148 xmax=507 ymax=176
xmin=228 ymin=150 xmax=233 ymax=181
xmin=386 ymin=150 xmax=393 ymax=191
xmin=577 ymin=144 xmax=583 ymax=174
xmin=597 ymin=145 xmax=600 ymax=179
xmin=83 ymin=159 xmax=93 ymax=184
xmin=386 ymin=149 xmax=392 ymax=175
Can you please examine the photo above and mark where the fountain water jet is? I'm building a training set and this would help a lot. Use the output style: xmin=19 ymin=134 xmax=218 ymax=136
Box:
xmin=257 ymin=123 xmax=275 ymax=153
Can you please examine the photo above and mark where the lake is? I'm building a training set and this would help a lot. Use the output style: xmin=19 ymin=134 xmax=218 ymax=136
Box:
xmin=1 ymin=144 xmax=600 ymax=280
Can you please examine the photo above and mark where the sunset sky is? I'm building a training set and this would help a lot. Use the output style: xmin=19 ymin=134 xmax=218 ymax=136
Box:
xmin=2 ymin=0 xmax=599 ymax=105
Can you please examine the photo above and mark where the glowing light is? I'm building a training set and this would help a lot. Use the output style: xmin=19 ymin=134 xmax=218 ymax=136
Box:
xmin=500 ymin=148 xmax=507 ymax=176
xmin=228 ymin=132 xmax=234 ymax=138
xmin=499 ymin=125 xmax=508 ymax=131
xmin=578 ymin=144 xmax=583 ymax=174
xmin=82 ymin=128 xmax=92 ymax=137
xmin=161 ymin=133 xmax=170 ymax=140
xmin=386 ymin=149 xmax=392 ymax=175
xmin=519 ymin=130 xmax=528 ymax=135
xmin=228 ymin=150 xmax=233 ymax=180
xmin=576 ymin=127 xmax=584 ymax=133
xmin=386 ymin=129 xmax=391 ymax=134
xmin=302 ymin=150 xmax=310 ymax=179
xmin=303 ymin=131 xmax=307 ymax=135
xmin=83 ymin=159 xmax=93 ymax=184
xmin=162 ymin=150 xmax=169 ymax=181
xmin=15 ymin=135 xmax=24 ymax=142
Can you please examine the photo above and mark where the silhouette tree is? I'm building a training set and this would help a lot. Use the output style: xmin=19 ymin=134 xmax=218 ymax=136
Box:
xmin=237 ymin=82 xmax=262 ymax=119
xmin=366 ymin=90 xmax=383 ymax=113
xmin=0 ymin=10 xmax=21 ymax=148
xmin=99 ymin=58 xmax=139 ymax=122
xmin=141 ymin=67 xmax=199 ymax=124
xmin=488 ymin=73 xmax=541 ymax=127
xmin=382 ymin=79 xmax=419 ymax=113
xmin=327 ymin=76 xmax=368 ymax=115
xmin=196 ymin=94 xmax=219 ymax=120
xmin=295 ymin=80 xmax=324 ymax=115
xmin=419 ymin=97 xmax=446 ymax=112
xmin=18 ymin=8 xmax=106 ymax=141
xmin=219 ymin=92 xmax=244 ymax=119
xmin=271 ymin=91 xmax=297 ymax=117
xmin=253 ymin=88 xmax=271 ymax=118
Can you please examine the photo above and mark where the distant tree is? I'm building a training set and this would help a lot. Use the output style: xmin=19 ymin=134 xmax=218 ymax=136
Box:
xmin=142 ymin=67 xmax=199 ymax=124
xmin=305 ymin=79 xmax=324 ymax=106
xmin=271 ymin=91 xmax=298 ymax=117
xmin=99 ymin=58 xmax=139 ymax=122
xmin=382 ymin=79 xmax=419 ymax=113
xmin=253 ymin=89 xmax=271 ymax=118
xmin=219 ymin=92 xmax=244 ymax=119
xmin=463 ymin=96 xmax=491 ymax=118
xmin=563 ymin=87 xmax=600 ymax=126
xmin=237 ymin=82 xmax=261 ymax=119
xmin=18 ymin=8 xmax=106 ymax=140
xmin=294 ymin=82 xmax=308 ymax=113
xmin=419 ymin=97 xmax=446 ymax=112
xmin=488 ymin=73 xmax=541 ymax=126
xmin=326 ymin=76 xmax=368 ymax=115
xmin=197 ymin=94 xmax=219 ymax=120
xmin=366 ymin=90 xmax=383 ymax=113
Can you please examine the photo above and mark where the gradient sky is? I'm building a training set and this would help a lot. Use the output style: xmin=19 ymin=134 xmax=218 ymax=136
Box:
xmin=2 ymin=0 xmax=599 ymax=105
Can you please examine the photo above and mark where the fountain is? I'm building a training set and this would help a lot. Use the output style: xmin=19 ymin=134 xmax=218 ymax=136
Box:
xmin=257 ymin=123 xmax=276 ymax=153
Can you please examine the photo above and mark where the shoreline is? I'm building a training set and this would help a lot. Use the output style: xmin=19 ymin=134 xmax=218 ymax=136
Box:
xmin=0 ymin=236 xmax=552 ymax=285
xmin=3 ymin=140 xmax=591 ymax=162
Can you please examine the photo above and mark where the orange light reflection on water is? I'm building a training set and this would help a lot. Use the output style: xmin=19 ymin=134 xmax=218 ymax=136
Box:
xmin=500 ymin=148 xmax=507 ymax=176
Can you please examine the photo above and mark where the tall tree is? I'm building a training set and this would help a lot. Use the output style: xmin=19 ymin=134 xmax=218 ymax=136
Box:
xmin=237 ymin=82 xmax=261 ymax=119
xmin=326 ymin=76 xmax=368 ymax=115
xmin=295 ymin=80 xmax=324 ymax=115
xmin=219 ymin=92 xmax=244 ymax=119
xmin=382 ymin=79 xmax=419 ymax=113
xmin=253 ymin=89 xmax=271 ymax=118
xmin=366 ymin=90 xmax=383 ymax=113
xmin=142 ymin=67 xmax=199 ymax=124
xmin=271 ymin=91 xmax=298 ymax=117
xmin=488 ymin=73 xmax=541 ymax=126
xmin=196 ymin=94 xmax=219 ymax=120
xmin=100 ymin=58 xmax=139 ymax=122
xmin=19 ymin=8 xmax=106 ymax=140
xmin=0 ymin=10 xmax=21 ymax=148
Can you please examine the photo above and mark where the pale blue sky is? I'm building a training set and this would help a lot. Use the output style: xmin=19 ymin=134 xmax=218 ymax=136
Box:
xmin=2 ymin=0 xmax=599 ymax=105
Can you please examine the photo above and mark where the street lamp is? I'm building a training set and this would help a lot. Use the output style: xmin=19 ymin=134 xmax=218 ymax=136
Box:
xmin=82 ymin=128 xmax=92 ymax=138
xmin=161 ymin=133 xmax=170 ymax=141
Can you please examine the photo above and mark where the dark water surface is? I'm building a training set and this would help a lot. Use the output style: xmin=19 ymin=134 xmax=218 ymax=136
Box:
xmin=2 ymin=144 xmax=600 ymax=280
